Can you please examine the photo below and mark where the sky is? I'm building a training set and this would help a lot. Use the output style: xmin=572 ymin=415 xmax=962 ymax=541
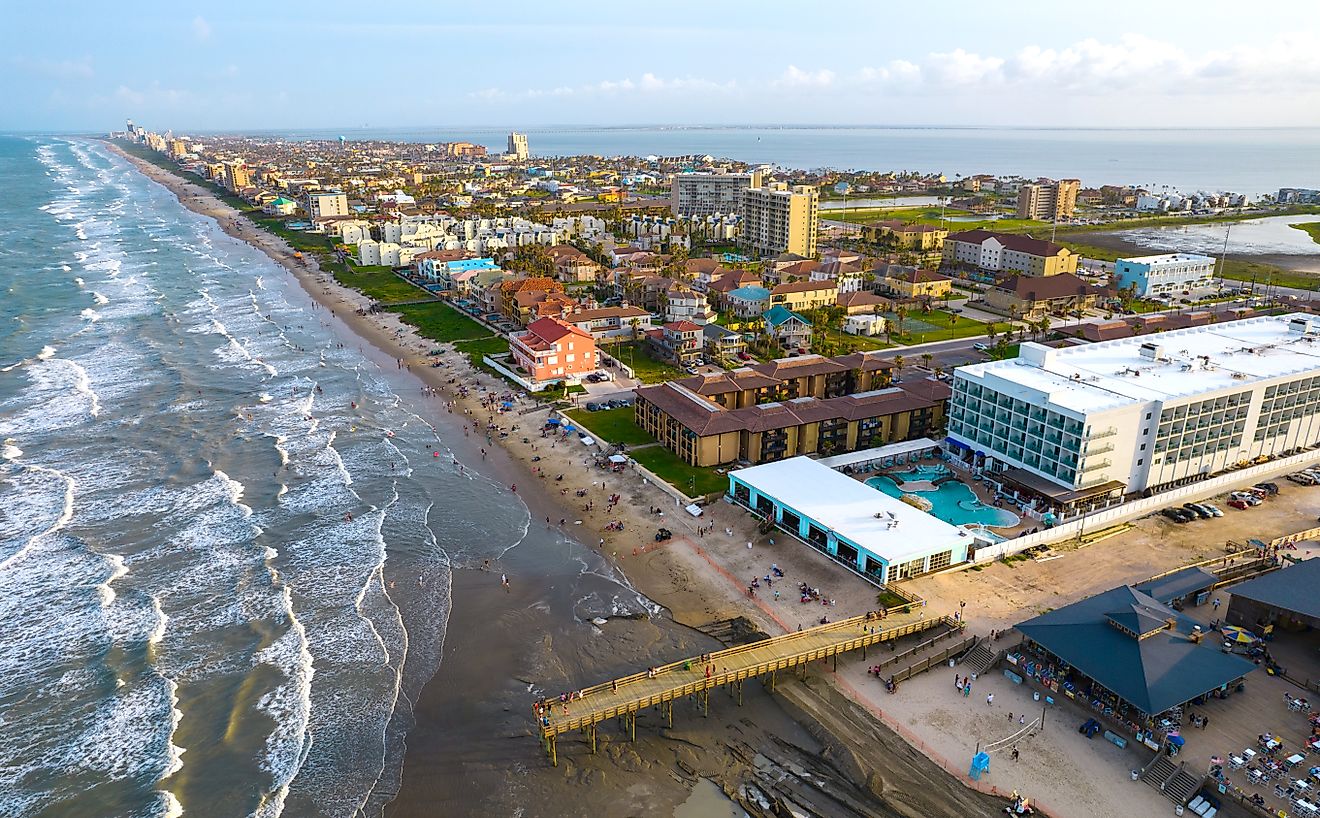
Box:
xmin=3 ymin=0 xmax=1319 ymax=133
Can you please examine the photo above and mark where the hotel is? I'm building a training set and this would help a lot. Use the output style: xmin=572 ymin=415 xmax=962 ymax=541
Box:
xmin=945 ymin=314 xmax=1320 ymax=515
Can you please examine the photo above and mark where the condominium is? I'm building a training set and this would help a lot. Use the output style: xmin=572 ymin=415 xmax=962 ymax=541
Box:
xmin=305 ymin=191 xmax=349 ymax=219
xmin=507 ymin=132 xmax=530 ymax=161
xmin=1113 ymin=253 xmax=1216 ymax=297
xmin=670 ymin=169 xmax=763 ymax=218
xmin=945 ymin=314 xmax=1320 ymax=514
xmin=942 ymin=229 xmax=1078 ymax=276
xmin=739 ymin=183 xmax=819 ymax=258
xmin=1016 ymin=179 xmax=1081 ymax=221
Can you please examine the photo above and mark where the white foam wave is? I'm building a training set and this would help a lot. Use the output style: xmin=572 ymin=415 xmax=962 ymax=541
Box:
xmin=65 ymin=358 xmax=102 ymax=417
xmin=80 ymin=307 xmax=100 ymax=322
xmin=38 ymin=345 xmax=57 ymax=360
xmin=98 ymin=553 xmax=128 ymax=607
xmin=2 ymin=440 xmax=21 ymax=460
xmin=0 ymin=464 xmax=76 ymax=572
xmin=92 ymin=291 xmax=109 ymax=306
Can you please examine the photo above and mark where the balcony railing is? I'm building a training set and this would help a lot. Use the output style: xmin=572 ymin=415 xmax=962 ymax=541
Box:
xmin=1080 ymin=459 xmax=1112 ymax=473
xmin=1085 ymin=427 xmax=1118 ymax=441
xmin=1085 ymin=442 xmax=1116 ymax=456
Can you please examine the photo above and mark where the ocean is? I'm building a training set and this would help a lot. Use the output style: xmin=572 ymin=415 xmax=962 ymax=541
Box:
xmin=253 ymin=125 xmax=1320 ymax=196
xmin=0 ymin=136 xmax=660 ymax=818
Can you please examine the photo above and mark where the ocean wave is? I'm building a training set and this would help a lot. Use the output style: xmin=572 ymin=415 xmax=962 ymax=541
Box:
xmin=92 ymin=291 xmax=109 ymax=306
xmin=0 ymin=464 xmax=76 ymax=571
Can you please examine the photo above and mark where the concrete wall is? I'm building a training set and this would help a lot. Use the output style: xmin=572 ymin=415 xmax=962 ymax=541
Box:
xmin=969 ymin=447 xmax=1320 ymax=564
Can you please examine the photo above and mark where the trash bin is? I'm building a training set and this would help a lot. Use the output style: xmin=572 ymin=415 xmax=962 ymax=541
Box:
xmin=1033 ymin=691 xmax=1040 ymax=701
xmin=949 ymin=659 xmax=956 ymax=668
xmin=1130 ymin=770 xmax=1139 ymax=781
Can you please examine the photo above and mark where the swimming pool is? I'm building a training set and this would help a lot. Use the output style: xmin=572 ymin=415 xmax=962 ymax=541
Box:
xmin=866 ymin=473 xmax=1021 ymax=528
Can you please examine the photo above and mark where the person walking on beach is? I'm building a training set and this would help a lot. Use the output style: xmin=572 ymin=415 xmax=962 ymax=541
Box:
xmin=963 ymin=680 xmax=972 ymax=698
xmin=986 ymin=693 xmax=994 ymax=706
xmin=500 ymin=573 xmax=509 ymax=591
xmin=1011 ymin=746 xmax=1020 ymax=762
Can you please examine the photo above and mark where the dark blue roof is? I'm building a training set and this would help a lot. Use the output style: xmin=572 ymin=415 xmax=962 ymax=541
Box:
xmin=1016 ymin=585 xmax=1257 ymax=716
xmin=1228 ymin=559 xmax=1320 ymax=620
xmin=1134 ymin=567 xmax=1218 ymax=605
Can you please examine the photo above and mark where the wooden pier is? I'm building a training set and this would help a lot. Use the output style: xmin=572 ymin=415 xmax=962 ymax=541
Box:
xmin=534 ymin=609 xmax=956 ymax=764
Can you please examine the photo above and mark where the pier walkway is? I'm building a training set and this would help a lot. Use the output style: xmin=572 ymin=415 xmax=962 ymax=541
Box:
xmin=534 ymin=608 xmax=958 ymax=764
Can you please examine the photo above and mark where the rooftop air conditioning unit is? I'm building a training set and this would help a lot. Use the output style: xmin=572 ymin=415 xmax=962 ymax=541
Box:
xmin=1139 ymin=343 xmax=1163 ymax=360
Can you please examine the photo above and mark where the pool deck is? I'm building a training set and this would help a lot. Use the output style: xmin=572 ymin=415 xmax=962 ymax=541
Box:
xmin=856 ymin=460 xmax=1031 ymax=536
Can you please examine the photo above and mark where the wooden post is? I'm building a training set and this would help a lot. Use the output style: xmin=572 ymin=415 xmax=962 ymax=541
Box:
xmin=628 ymin=711 xmax=636 ymax=742
xmin=736 ymin=679 xmax=743 ymax=706
xmin=549 ymin=734 xmax=558 ymax=767
xmin=665 ymin=700 xmax=673 ymax=728
xmin=701 ymin=688 xmax=709 ymax=717
xmin=589 ymin=723 xmax=597 ymax=754
xmin=769 ymin=669 xmax=776 ymax=692
xmin=832 ymin=653 xmax=837 ymax=673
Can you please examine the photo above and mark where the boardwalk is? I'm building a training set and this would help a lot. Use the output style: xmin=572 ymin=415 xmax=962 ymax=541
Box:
xmin=534 ymin=608 xmax=957 ymax=764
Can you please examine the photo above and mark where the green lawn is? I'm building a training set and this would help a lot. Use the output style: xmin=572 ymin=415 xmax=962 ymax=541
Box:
xmin=564 ymin=406 xmax=656 ymax=447
xmin=824 ymin=206 xmax=1044 ymax=234
xmin=629 ymin=446 xmax=727 ymax=497
xmin=816 ymin=327 xmax=893 ymax=352
xmin=390 ymin=301 xmax=493 ymax=343
xmin=886 ymin=309 xmax=1010 ymax=344
xmin=600 ymin=341 xmax=686 ymax=383
xmin=334 ymin=266 xmax=426 ymax=304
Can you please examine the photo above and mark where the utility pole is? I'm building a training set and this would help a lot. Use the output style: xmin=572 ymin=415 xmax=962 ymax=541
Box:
xmin=1216 ymin=222 xmax=1233 ymax=289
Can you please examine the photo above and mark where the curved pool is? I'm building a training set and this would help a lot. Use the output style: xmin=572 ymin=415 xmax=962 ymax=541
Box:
xmin=866 ymin=474 xmax=1020 ymax=528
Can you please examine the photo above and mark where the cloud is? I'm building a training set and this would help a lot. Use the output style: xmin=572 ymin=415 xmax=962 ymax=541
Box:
xmin=192 ymin=15 xmax=211 ymax=41
xmin=471 ymin=73 xmax=736 ymax=101
xmin=10 ymin=55 xmax=94 ymax=80
xmin=774 ymin=65 xmax=835 ymax=89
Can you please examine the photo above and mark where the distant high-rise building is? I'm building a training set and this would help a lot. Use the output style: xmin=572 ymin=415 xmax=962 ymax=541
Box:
xmin=507 ymin=132 xmax=530 ymax=160
xmin=1016 ymin=179 xmax=1080 ymax=221
xmin=670 ymin=169 xmax=764 ymax=218
xmin=305 ymin=191 xmax=349 ymax=219
xmin=739 ymin=183 xmax=818 ymax=258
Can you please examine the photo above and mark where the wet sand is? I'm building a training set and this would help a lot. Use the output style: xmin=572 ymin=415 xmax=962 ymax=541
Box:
xmin=106 ymin=141 xmax=1013 ymax=817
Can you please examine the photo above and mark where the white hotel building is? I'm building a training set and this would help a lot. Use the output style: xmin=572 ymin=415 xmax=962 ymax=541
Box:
xmin=945 ymin=314 xmax=1320 ymax=515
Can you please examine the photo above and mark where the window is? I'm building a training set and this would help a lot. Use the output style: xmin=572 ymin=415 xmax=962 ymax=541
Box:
xmin=1140 ymin=443 xmax=1146 ymax=451
xmin=1137 ymin=459 xmax=1144 ymax=466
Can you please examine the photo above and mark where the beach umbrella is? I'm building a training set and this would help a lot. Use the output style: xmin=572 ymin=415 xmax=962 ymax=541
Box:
xmin=1220 ymin=626 xmax=1258 ymax=644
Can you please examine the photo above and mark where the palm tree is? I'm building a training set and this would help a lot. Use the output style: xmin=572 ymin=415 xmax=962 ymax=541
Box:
xmin=894 ymin=305 xmax=908 ymax=338
xmin=893 ymin=354 xmax=905 ymax=373
xmin=920 ymin=352 xmax=933 ymax=370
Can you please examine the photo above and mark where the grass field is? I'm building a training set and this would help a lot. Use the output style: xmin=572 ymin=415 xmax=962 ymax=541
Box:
xmin=887 ymin=309 xmax=1010 ymax=343
xmin=600 ymin=341 xmax=686 ymax=383
xmin=389 ymin=301 xmax=493 ymax=343
xmin=629 ymin=446 xmax=727 ymax=497
xmin=1062 ymin=239 xmax=1320 ymax=291
xmin=564 ymin=407 xmax=655 ymax=447
xmin=335 ymin=266 xmax=427 ymax=304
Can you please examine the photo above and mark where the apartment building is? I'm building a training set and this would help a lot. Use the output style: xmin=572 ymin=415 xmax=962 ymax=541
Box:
xmin=1113 ymin=253 xmax=1216 ymax=297
xmin=861 ymin=220 xmax=949 ymax=252
xmin=670 ymin=169 xmax=763 ymax=218
xmin=508 ymin=317 xmax=599 ymax=386
xmin=942 ymin=229 xmax=1078 ymax=277
xmin=769 ymin=279 xmax=838 ymax=312
xmin=739 ymin=183 xmax=819 ymax=258
xmin=306 ymin=191 xmax=349 ymax=219
xmin=634 ymin=353 xmax=947 ymax=467
xmin=1016 ymin=179 xmax=1081 ymax=221
xmin=507 ymin=132 xmax=530 ymax=160
xmin=945 ymin=314 xmax=1320 ymax=516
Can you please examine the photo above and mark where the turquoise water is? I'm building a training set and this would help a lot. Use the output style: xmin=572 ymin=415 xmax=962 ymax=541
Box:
xmin=867 ymin=472 xmax=1021 ymax=528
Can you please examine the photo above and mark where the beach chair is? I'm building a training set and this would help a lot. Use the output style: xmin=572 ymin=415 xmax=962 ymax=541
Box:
xmin=1244 ymin=748 xmax=1258 ymax=763
xmin=1201 ymin=807 xmax=1216 ymax=818
xmin=1230 ymin=755 xmax=1246 ymax=769
xmin=1188 ymin=795 xmax=1205 ymax=813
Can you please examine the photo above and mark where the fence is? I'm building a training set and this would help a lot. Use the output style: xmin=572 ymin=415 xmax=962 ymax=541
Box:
xmin=870 ymin=626 xmax=961 ymax=671
xmin=891 ymin=636 xmax=979 ymax=683
xmin=481 ymin=354 xmax=538 ymax=392
xmin=969 ymin=449 xmax=1320 ymax=564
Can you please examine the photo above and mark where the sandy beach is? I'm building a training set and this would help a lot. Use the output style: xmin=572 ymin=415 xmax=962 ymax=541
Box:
xmin=106 ymin=141 xmax=1026 ymax=818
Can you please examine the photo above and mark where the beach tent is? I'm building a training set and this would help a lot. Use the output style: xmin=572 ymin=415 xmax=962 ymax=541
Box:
xmin=1220 ymin=625 xmax=1258 ymax=645
xmin=580 ymin=436 xmax=596 ymax=446
xmin=608 ymin=455 xmax=627 ymax=464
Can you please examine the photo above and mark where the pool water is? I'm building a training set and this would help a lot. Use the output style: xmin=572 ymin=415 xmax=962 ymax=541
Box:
xmin=867 ymin=473 xmax=1021 ymax=528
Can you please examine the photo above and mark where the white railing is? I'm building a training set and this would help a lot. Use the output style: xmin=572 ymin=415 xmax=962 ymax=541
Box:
xmin=970 ymin=448 xmax=1320 ymax=565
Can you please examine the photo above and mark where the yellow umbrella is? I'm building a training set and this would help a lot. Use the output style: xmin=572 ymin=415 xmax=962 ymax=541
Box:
xmin=1220 ymin=626 xmax=1258 ymax=644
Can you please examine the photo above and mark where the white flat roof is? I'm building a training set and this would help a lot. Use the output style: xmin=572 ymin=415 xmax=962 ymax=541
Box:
xmin=730 ymin=457 xmax=967 ymax=564
xmin=958 ymin=314 xmax=1320 ymax=414
xmin=1119 ymin=253 xmax=1216 ymax=266
xmin=816 ymin=438 xmax=940 ymax=470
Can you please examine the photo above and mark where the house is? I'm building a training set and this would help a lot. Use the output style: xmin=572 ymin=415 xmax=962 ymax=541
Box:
xmin=513 ymin=289 xmax=578 ymax=325
xmin=766 ymin=259 xmax=821 ymax=286
xmin=264 ymin=196 xmax=298 ymax=216
xmin=685 ymin=258 xmax=730 ymax=292
xmin=650 ymin=320 xmax=705 ymax=367
xmin=620 ymin=274 xmax=676 ymax=313
xmin=509 ymin=317 xmax=600 ymax=386
xmin=548 ymin=245 xmax=601 ymax=283
xmin=763 ymin=305 xmax=812 ymax=351
xmin=769 ymin=279 xmax=838 ymax=312
xmin=813 ymin=257 xmax=868 ymax=293
xmin=702 ymin=323 xmax=746 ymax=361
xmin=861 ymin=220 xmax=948 ymax=253
xmin=880 ymin=268 xmax=953 ymax=300
xmin=663 ymin=284 xmax=715 ymax=324
xmin=984 ymin=272 xmax=1110 ymax=319
xmin=498 ymin=277 xmax=563 ymax=320
xmin=724 ymin=285 xmax=772 ymax=318
xmin=414 ymin=250 xmax=500 ymax=289
xmin=564 ymin=305 xmax=653 ymax=340
xmin=843 ymin=314 xmax=886 ymax=337
xmin=836 ymin=291 xmax=888 ymax=315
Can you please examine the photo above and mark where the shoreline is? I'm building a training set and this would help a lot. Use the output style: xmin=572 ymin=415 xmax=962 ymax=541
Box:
xmin=104 ymin=140 xmax=1018 ymax=817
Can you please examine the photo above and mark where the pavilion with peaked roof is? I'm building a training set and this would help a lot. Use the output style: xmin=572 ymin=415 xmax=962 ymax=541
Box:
xmin=1014 ymin=585 xmax=1257 ymax=729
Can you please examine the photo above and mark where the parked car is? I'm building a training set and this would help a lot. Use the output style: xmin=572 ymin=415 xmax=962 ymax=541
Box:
xmin=1287 ymin=472 xmax=1316 ymax=485
xmin=1161 ymin=508 xmax=1190 ymax=523
xmin=973 ymin=342 xmax=991 ymax=352
xmin=584 ymin=401 xmax=602 ymax=411
xmin=1227 ymin=498 xmax=1251 ymax=510
xmin=1253 ymin=482 xmax=1280 ymax=495
xmin=1183 ymin=503 xmax=1212 ymax=519
xmin=1203 ymin=504 xmax=1224 ymax=517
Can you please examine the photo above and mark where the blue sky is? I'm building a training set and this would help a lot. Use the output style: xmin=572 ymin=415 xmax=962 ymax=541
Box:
xmin=3 ymin=0 xmax=1318 ymax=132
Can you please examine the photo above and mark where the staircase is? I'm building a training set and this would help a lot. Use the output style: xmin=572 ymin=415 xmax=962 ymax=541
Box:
xmin=958 ymin=639 xmax=1000 ymax=676
xmin=1142 ymin=758 xmax=1202 ymax=805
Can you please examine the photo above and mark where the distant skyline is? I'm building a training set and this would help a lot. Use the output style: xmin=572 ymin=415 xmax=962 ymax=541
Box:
xmin=4 ymin=0 xmax=1320 ymax=133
